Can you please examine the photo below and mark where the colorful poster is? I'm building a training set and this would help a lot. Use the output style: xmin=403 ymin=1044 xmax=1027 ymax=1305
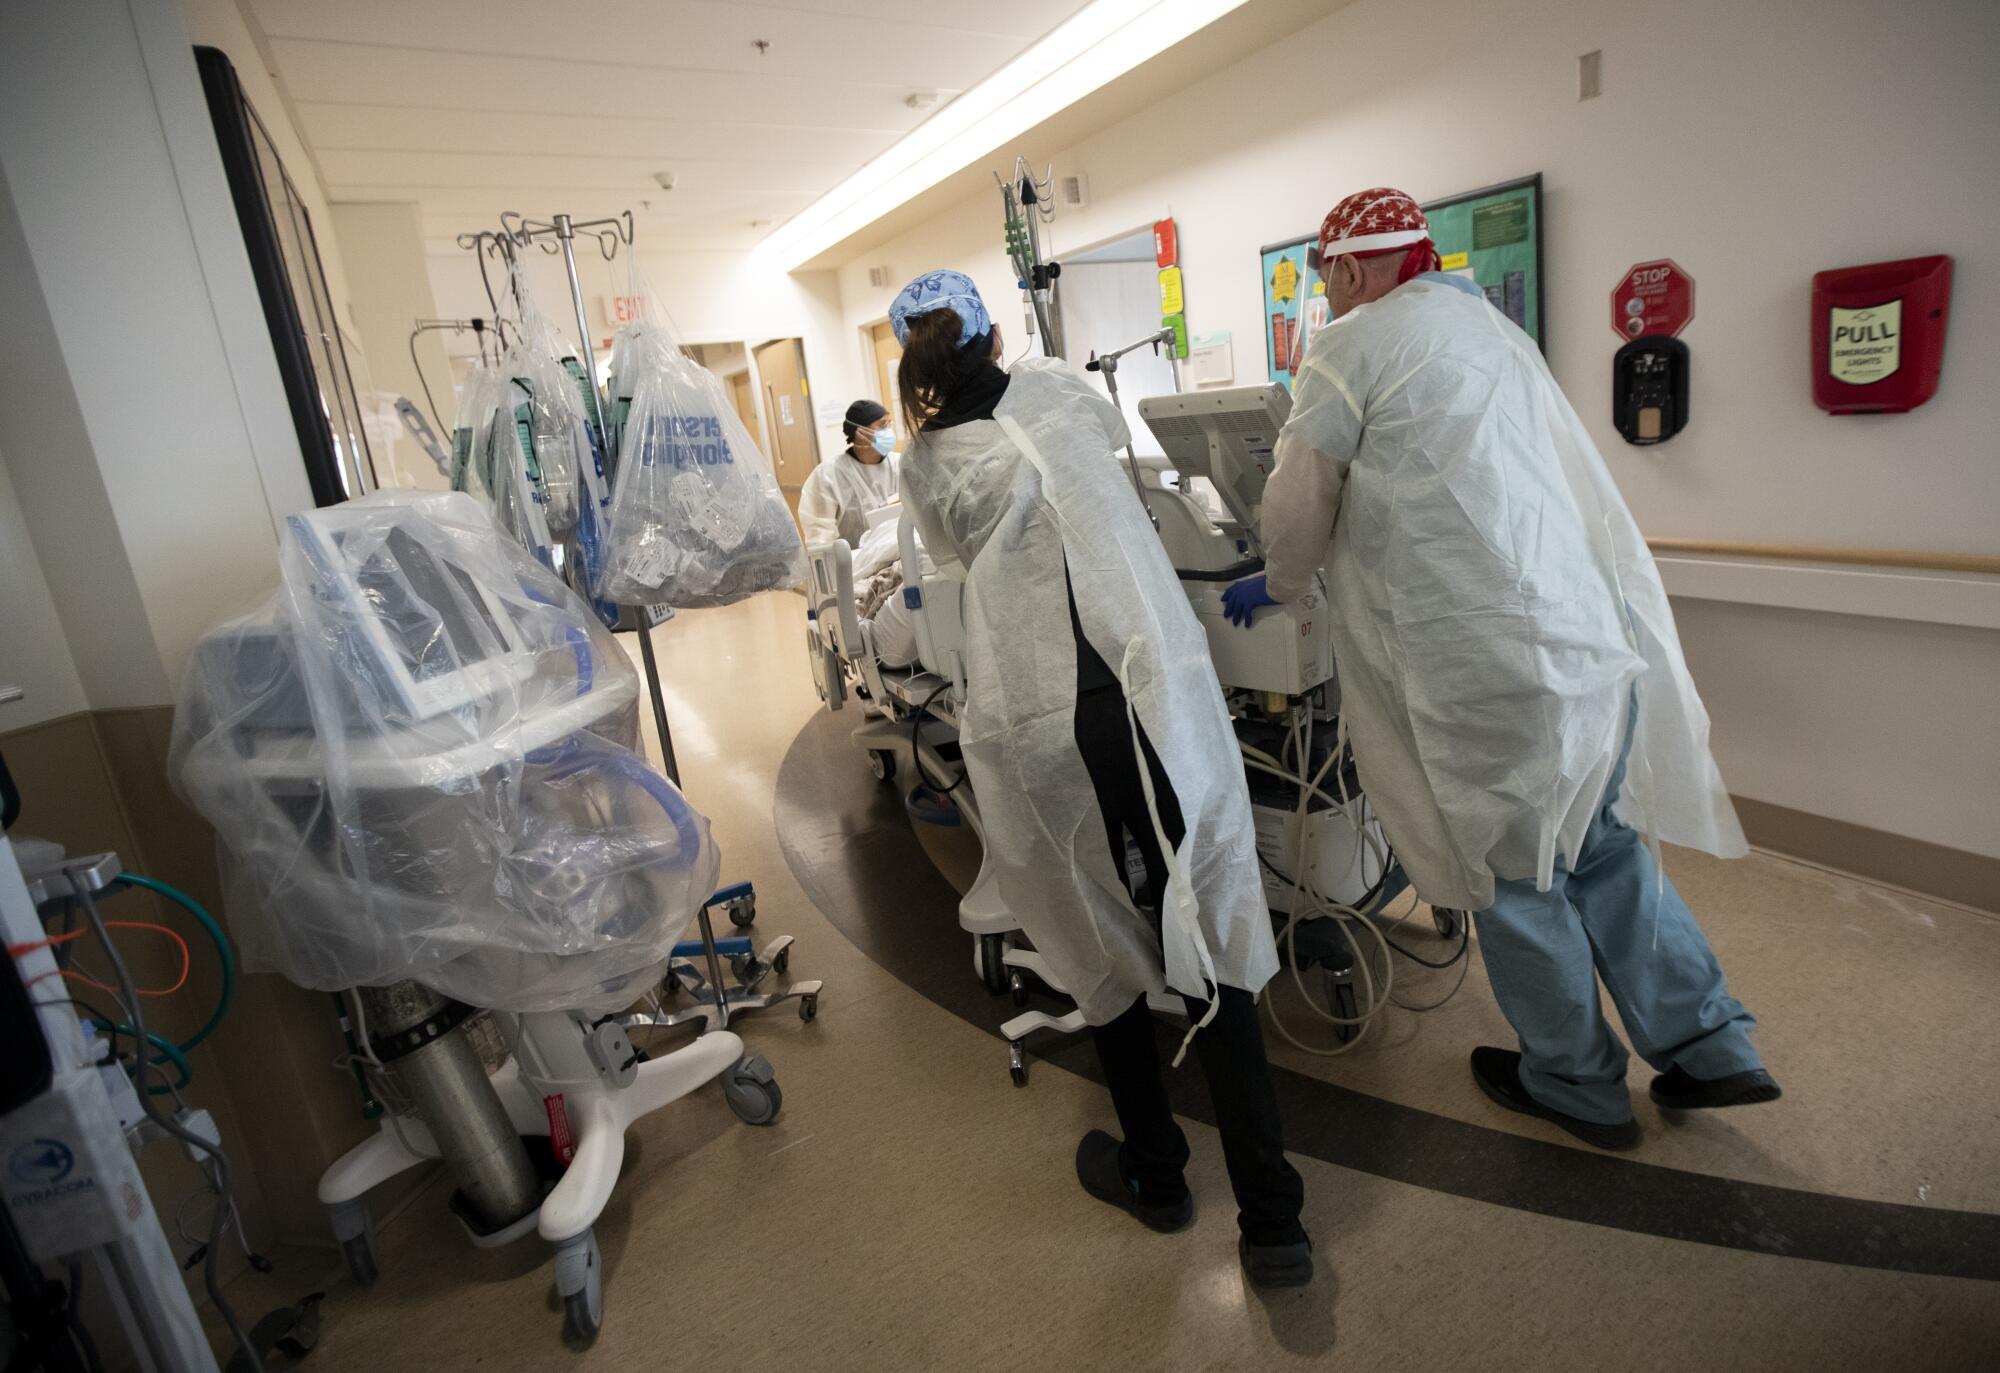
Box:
xmin=1257 ymin=240 xmax=1325 ymax=389
xmin=1258 ymin=174 xmax=1545 ymax=390
xmin=1425 ymin=176 xmax=1543 ymax=348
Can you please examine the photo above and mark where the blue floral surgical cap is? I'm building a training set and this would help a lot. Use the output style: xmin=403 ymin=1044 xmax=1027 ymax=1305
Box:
xmin=888 ymin=269 xmax=992 ymax=348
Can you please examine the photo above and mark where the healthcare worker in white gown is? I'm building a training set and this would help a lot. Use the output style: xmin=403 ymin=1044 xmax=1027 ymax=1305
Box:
xmin=797 ymin=399 xmax=900 ymax=548
xmin=888 ymin=270 xmax=1311 ymax=1286
xmin=1226 ymin=188 xmax=1780 ymax=1150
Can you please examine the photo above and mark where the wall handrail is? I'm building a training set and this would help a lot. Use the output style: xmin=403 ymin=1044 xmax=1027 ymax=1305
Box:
xmin=1647 ymin=539 xmax=2000 ymax=578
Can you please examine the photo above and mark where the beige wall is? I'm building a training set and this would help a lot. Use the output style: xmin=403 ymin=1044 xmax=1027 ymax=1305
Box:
xmin=331 ymin=201 xmax=453 ymax=490
xmin=824 ymin=0 xmax=2000 ymax=870
xmin=0 ymin=0 xmax=390 ymax=1279
xmin=0 ymin=441 xmax=87 ymax=728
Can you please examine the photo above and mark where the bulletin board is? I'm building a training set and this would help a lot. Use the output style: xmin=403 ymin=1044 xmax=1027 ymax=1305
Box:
xmin=1259 ymin=173 xmax=1545 ymax=389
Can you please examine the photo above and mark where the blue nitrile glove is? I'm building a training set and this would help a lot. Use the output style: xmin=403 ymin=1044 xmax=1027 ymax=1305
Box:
xmin=1222 ymin=574 xmax=1278 ymax=628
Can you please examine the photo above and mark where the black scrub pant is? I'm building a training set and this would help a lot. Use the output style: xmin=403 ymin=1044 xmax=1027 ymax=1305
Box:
xmin=1072 ymin=683 xmax=1307 ymax=1247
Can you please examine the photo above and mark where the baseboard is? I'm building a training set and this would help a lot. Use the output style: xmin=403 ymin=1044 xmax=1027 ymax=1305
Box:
xmin=1732 ymin=796 xmax=1998 ymax=914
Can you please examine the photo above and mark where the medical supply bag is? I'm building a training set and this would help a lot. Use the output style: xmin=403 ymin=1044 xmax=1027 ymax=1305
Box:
xmin=596 ymin=325 xmax=806 ymax=608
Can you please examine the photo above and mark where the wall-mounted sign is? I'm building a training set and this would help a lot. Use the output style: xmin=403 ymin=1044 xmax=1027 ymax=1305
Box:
xmin=600 ymin=294 xmax=648 ymax=328
xmin=1611 ymin=259 xmax=1694 ymax=339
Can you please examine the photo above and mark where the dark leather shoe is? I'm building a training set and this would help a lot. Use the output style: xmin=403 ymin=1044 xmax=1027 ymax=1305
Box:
xmin=1075 ymin=1130 xmax=1194 ymax=1233
xmin=1650 ymin=1063 xmax=1782 ymax=1110
xmin=1471 ymin=1046 xmax=1640 ymax=1151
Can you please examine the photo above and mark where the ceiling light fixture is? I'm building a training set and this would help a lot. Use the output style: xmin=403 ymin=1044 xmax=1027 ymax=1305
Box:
xmin=756 ymin=0 xmax=1250 ymax=269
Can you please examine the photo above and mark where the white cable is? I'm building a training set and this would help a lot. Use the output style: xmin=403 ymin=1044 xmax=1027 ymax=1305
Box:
xmin=1257 ymin=715 xmax=1397 ymax=1055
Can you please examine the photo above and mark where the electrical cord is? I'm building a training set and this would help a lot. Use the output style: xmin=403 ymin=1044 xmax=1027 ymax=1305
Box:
xmin=1243 ymin=709 xmax=1474 ymax=1047
xmin=1262 ymin=712 xmax=1396 ymax=1055
xmin=71 ymin=882 xmax=266 ymax=1373
xmin=105 ymin=876 xmax=233 ymax=1055
xmin=910 ymin=678 xmax=967 ymax=794
xmin=1382 ymin=925 xmax=1469 ymax=970
xmin=1389 ymin=938 xmax=1473 ymax=1013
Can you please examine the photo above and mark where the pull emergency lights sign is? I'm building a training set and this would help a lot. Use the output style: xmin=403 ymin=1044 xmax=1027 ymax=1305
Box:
xmin=1827 ymin=301 xmax=1901 ymax=384
xmin=1811 ymin=256 xmax=1952 ymax=414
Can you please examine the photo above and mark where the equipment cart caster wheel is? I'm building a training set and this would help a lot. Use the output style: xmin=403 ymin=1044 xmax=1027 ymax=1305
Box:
xmin=340 ymin=1233 xmax=378 ymax=1288
xmin=724 ymin=1055 xmax=783 ymax=1125
xmin=1009 ymin=1041 xmax=1028 ymax=1088
xmin=869 ymin=749 xmax=897 ymax=783
xmin=555 ymin=1232 xmax=603 ymax=1350
xmin=727 ymin=895 xmax=757 ymax=929
xmin=979 ymin=933 xmax=1009 ymax=996
xmin=662 ymin=965 xmax=683 ymax=995
xmin=730 ymin=952 xmax=755 ymax=982
xmin=1432 ymin=907 xmax=1463 ymax=941
xmin=1009 ymin=970 xmax=1029 ymax=1007
xmin=799 ymin=992 xmax=819 ymax=1023
xmin=774 ymin=947 xmax=790 ymax=976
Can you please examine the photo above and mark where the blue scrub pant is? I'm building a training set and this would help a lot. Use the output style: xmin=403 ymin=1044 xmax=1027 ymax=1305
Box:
xmin=1473 ymin=710 xmax=1763 ymax=1125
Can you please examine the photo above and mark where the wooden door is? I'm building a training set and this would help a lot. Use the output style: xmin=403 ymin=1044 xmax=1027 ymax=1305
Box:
xmin=752 ymin=338 xmax=818 ymax=519
xmin=728 ymin=370 xmax=758 ymax=440
xmin=869 ymin=319 xmax=903 ymax=424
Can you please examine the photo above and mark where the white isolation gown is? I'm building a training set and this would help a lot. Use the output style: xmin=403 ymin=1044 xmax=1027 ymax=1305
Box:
xmin=1262 ymin=275 xmax=1745 ymax=914
xmin=900 ymin=358 xmax=1277 ymax=1027
xmin=798 ymin=449 xmax=900 ymax=548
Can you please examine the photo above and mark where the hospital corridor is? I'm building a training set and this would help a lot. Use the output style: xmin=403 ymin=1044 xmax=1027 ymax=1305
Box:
xmin=1 ymin=1 xmax=1995 ymax=1371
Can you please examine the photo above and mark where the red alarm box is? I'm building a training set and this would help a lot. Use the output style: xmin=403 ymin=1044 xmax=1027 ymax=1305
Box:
xmin=1811 ymin=255 xmax=1951 ymax=413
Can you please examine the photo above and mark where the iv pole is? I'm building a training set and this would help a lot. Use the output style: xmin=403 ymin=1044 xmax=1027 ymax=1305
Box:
xmin=484 ymin=209 xmax=683 ymax=785
xmin=1085 ymin=326 xmax=1176 ymax=527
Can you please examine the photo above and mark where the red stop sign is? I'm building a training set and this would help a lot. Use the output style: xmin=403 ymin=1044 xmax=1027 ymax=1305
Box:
xmin=1611 ymin=259 xmax=1695 ymax=339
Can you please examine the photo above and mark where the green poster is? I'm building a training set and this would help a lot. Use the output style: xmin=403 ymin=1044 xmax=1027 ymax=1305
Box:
xmin=1422 ymin=175 xmax=1544 ymax=351
xmin=1259 ymin=175 xmax=1545 ymax=383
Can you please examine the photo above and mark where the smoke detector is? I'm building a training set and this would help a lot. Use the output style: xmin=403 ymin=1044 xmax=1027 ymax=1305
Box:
xmin=905 ymin=90 xmax=940 ymax=110
xmin=652 ymin=170 xmax=677 ymax=191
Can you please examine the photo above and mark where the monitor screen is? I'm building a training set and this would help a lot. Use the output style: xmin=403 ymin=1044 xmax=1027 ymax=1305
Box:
xmin=353 ymin=526 xmax=500 ymax=681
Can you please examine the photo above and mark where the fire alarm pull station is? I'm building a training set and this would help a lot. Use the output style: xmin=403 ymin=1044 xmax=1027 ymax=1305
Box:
xmin=1614 ymin=335 xmax=1689 ymax=445
xmin=1811 ymin=255 xmax=1952 ymax=414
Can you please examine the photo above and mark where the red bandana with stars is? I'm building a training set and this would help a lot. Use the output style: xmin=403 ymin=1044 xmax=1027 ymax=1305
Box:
xmin=1314 ymin=187 xmax=1440 ymax=284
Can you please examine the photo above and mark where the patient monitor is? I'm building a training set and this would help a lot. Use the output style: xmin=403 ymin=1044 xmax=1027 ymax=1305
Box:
xmin=1138 ymin=384 xmax=1292 ymax=555
xmin=1138 ymin=384 xmax=1331 ymax=700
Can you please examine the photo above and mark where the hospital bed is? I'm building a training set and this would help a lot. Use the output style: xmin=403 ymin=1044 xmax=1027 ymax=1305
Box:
xmin=803 ymin=385 xmax=1417 ymax=1080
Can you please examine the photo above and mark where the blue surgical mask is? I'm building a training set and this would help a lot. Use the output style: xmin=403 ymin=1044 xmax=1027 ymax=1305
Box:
xmin=870 ymin=427 xmax=896 ymax=458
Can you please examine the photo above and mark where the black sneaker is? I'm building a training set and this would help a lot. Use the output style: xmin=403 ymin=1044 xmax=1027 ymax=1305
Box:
xmin=1239 ymin=1234 xmax=1314 ymax=1288
xmin=1649 ymin=1063 xmax=1782 ymax=1110
xmin=1470 ymin=1046 xmax=1640 ymax=1151
xmin=1074 ymin=1130 xmax=1194 ymax=1233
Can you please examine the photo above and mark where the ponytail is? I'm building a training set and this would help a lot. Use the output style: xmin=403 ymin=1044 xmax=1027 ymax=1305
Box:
xmin=897 ymin=308 xmax=990 ymax=436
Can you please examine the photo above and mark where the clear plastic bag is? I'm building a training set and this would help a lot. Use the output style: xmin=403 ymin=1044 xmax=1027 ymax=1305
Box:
xmin=597 ymin=326 xmax=806 ymax=608
xmin=497 ymin=267 xmax=587 ymax=535
xmin=171 ymin=490 xmax=721 ymax=1012
xmin=451 ymin=361 xmax=556 ymax=567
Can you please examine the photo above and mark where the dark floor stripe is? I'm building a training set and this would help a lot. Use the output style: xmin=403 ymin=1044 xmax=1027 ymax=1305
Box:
xmin=776 ymin=707 xmax=2000 ymax=1281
